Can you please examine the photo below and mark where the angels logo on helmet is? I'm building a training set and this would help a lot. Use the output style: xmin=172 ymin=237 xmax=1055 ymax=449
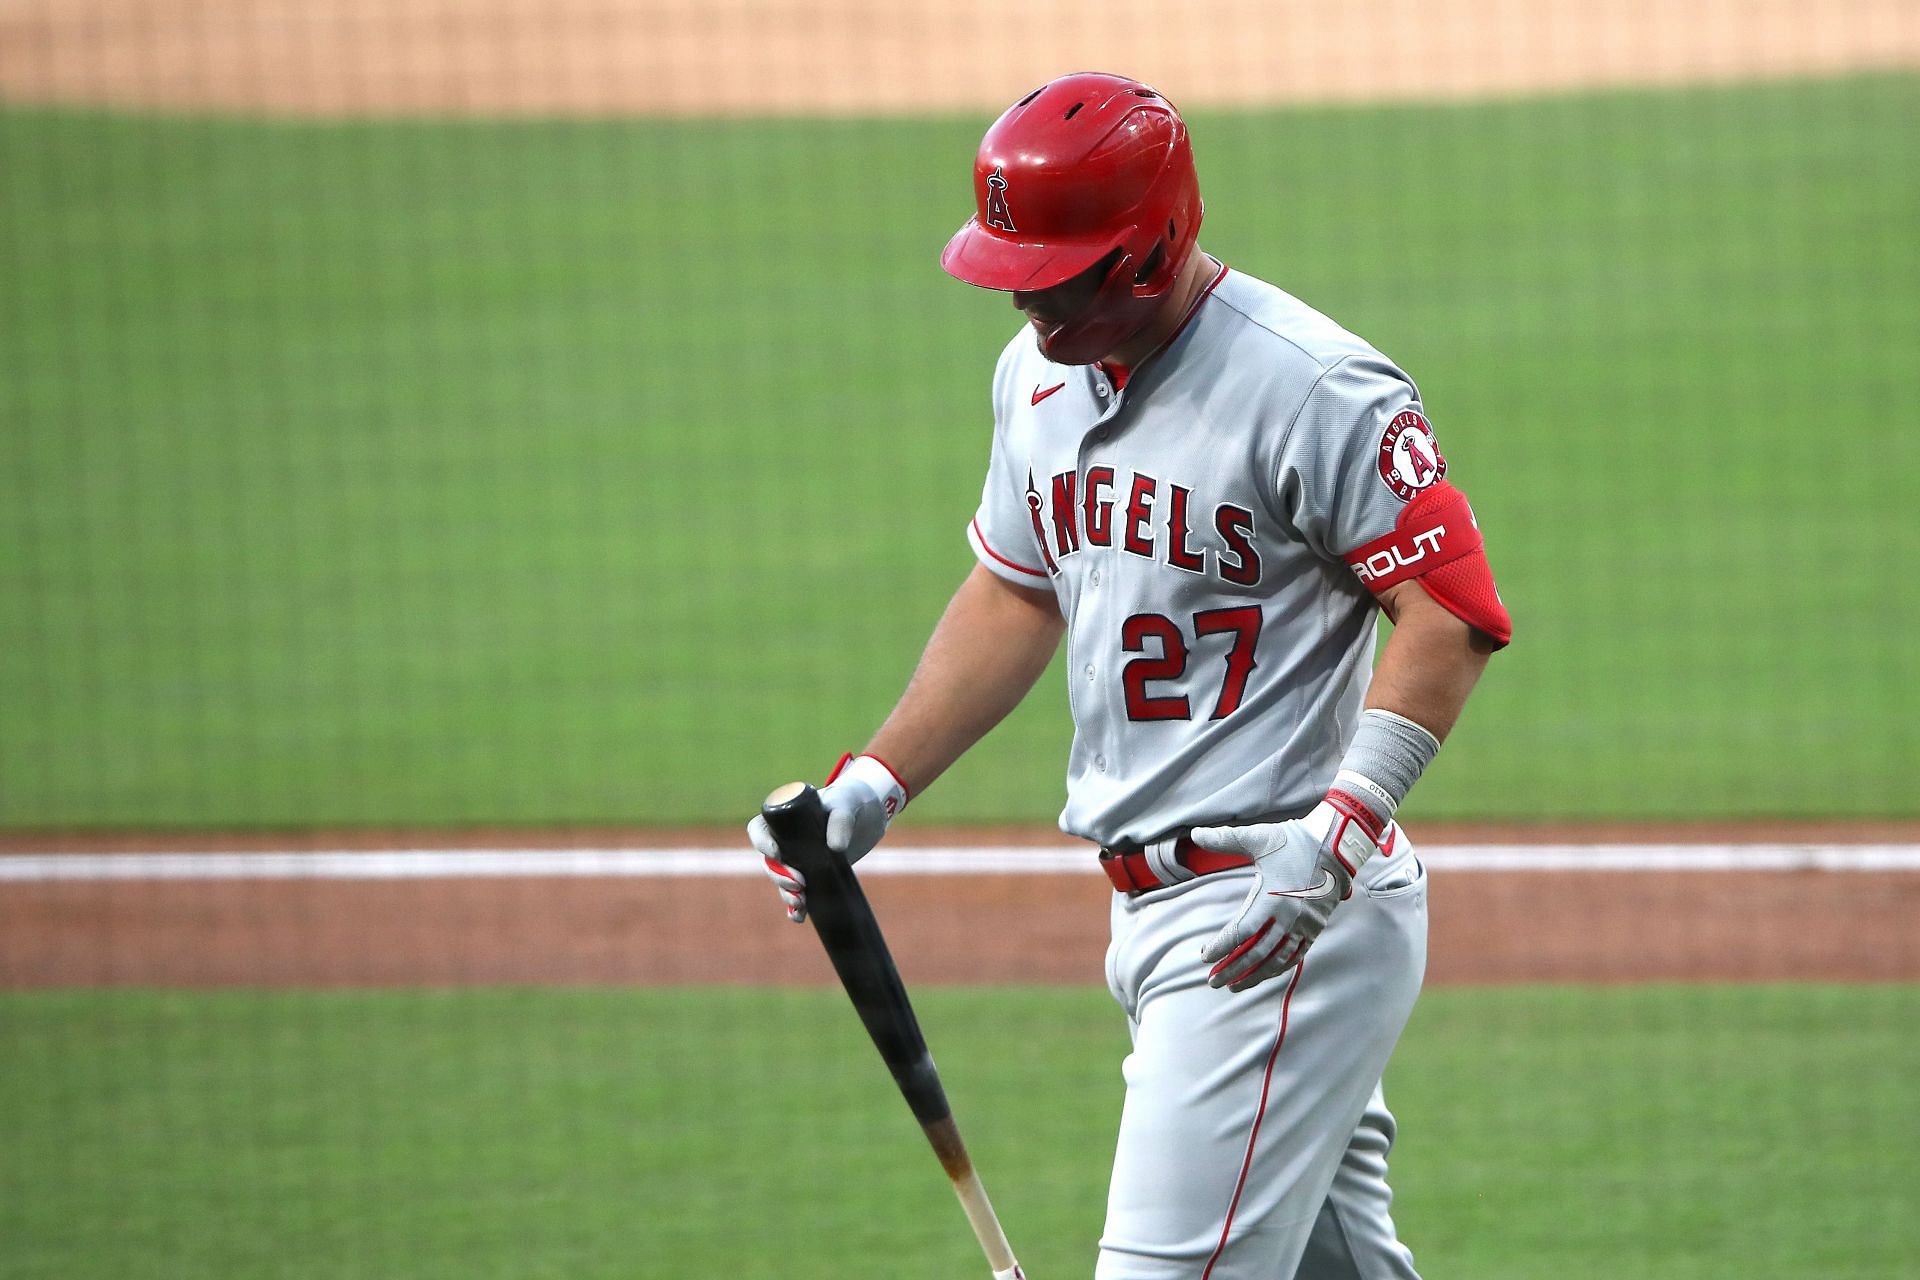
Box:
xmin=984 ymin=167 xmax=1016 ymax=233
xmin=939 ymin=73 xmax=1204 ymax=364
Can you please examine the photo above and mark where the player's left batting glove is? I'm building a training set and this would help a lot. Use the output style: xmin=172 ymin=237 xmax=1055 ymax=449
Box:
xmin=747 ymin=753 xmax=908 ymax=924
xmin=1193 ymin=789 xmax=1394 ymax=992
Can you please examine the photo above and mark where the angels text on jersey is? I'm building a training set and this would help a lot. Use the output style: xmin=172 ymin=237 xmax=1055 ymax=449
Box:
xmin=1021 ymin=464 xmax=1261 ymax=587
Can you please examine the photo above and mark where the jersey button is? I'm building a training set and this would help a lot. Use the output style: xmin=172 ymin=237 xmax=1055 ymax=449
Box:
xmin=1095 ymin=383 xmax=1109 ymax=397
xmin=1095 ymin=754 xmax=1108 ymax=771
xmin=1084 ymin=664 xmax=1096 ymax=681
xmin=1089 ymin=569 xmax=1101 ymax=587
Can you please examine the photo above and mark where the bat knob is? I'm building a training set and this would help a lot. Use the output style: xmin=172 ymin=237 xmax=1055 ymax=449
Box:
xmin=763 ymin=781 xmax=811 ymax=809
xmin=760 ymin=782 xmax=831 ymax=862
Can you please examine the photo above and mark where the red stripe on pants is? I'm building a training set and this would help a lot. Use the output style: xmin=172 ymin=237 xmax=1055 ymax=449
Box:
xmin=1200 ymin=959 xmax=1306 ymax=1278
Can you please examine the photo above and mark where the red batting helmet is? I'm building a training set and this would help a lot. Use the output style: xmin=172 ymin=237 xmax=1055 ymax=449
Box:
xmin=940 ymin=72 xmax=1204 ymax=364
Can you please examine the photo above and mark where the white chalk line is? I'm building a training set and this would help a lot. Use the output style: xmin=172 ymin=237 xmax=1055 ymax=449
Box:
xmin=1 ymin=844 xmax=1918 ymax=882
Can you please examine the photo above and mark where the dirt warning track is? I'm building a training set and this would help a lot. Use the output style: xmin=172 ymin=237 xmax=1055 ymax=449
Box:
xmin=4 ymin=829 xmax=1917 ymax=989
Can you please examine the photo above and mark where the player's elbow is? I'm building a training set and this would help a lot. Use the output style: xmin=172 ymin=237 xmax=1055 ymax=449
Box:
xmin=1379 ymin=579 xmax=1505 ymax=654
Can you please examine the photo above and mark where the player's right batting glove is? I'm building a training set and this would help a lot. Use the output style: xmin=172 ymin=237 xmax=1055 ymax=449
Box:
xmin=747 ymin=753 xmax=908 ymax=923
xmin=1192 ymin=788 xmax=1394 ymax=992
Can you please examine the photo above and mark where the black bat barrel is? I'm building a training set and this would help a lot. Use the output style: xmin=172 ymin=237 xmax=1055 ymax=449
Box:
xmin=761 ymin=783 xmax=953 ymax=1127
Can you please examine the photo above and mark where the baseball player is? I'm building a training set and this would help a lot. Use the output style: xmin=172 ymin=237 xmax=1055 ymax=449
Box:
xmin=750 ymin=73 xmax=1510 ymax=1279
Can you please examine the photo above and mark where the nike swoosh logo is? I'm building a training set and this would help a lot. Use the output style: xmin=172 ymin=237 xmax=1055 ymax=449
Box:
xmin=1268 ymin=870 xmax=1337 ymax=900
xmin=1031 ymin=382 xmax=1066 ymax=405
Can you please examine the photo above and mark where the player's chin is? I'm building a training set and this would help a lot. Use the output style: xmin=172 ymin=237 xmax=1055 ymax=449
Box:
xmin=1032 ymin=320 xmax=1097 ymax=366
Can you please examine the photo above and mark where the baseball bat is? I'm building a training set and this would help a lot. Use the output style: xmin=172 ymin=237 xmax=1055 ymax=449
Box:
xmin=761 ymin=782 xmax=1026 ymax=1280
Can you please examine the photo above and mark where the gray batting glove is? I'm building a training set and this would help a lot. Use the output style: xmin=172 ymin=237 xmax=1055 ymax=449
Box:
xmin=747 ymin=753 xmax=909 ymax=924
xmin=1194 ymin=790 xmax=1393 ymax=992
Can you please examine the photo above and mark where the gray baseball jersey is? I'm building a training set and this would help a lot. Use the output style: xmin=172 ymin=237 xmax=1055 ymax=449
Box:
xmin=967 ymin=262 xmax=1448 ymax=847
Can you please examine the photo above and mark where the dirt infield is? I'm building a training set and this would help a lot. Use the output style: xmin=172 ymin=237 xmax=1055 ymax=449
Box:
xmin=3 ymin=3 xmax=1916 ymax=994
xmin=5 ymin=825 xmax=1917 ymax=989
xmin=2 ymin=0 xmax=1915 ymax=118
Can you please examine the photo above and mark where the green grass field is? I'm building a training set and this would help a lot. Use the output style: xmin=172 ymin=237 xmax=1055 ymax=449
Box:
xmin=0 ymin=984 xmax=1914 ymax=1278
xmin=3 ymin=74 xmax=1917 ymax=828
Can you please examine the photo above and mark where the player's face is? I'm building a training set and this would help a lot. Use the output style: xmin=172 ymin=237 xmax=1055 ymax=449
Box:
xmin=1011 ymin=252 xmax=1116 ymax=335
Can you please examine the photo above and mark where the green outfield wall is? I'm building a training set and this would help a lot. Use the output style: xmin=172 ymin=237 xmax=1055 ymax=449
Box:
xmin=3 ymin=75 xmax=1916 ymax=828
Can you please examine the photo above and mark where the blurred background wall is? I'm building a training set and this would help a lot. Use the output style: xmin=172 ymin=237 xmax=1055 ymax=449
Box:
xmin=2 ymin=5 xmax=1917 ymax=1277
xmin=3 ymin=0 xmax=1915 ymax=828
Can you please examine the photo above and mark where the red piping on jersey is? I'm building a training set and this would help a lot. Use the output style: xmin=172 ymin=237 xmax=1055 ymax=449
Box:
xmin=970 ymin=516 xmax=1048 ymax=578
xmin=1200 ymin=958 xmax=1304 ymax=1280
xmin=1087 ymin=261 xmax=1224 ymax=391
xmin=1141 ymin=259 xmax=1229 ymax=369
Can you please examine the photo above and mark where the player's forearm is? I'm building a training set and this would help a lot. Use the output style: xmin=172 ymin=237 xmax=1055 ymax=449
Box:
xmin=864 ymin=564 xmax=1065 ymax=797
xmin=1364 ymin=581 xmax=1497 ymax=742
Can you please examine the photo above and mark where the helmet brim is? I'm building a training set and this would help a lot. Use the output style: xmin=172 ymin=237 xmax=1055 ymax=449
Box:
xmin=940 ymin=217 xmax=1121 ymax=293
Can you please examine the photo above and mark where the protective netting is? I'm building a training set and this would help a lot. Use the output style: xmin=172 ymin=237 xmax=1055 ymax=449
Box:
xmin=2 ymin=5 xmax=1916 ymax=1276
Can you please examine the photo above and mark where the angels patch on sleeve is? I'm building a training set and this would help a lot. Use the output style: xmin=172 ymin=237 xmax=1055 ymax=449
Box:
xmin=1377 ymin=408 xmax=1446 ymax=501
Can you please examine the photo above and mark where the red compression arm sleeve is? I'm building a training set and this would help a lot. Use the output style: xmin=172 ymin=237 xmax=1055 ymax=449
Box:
xmin=1342 ymin=482 xmax=1512 ymax=647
